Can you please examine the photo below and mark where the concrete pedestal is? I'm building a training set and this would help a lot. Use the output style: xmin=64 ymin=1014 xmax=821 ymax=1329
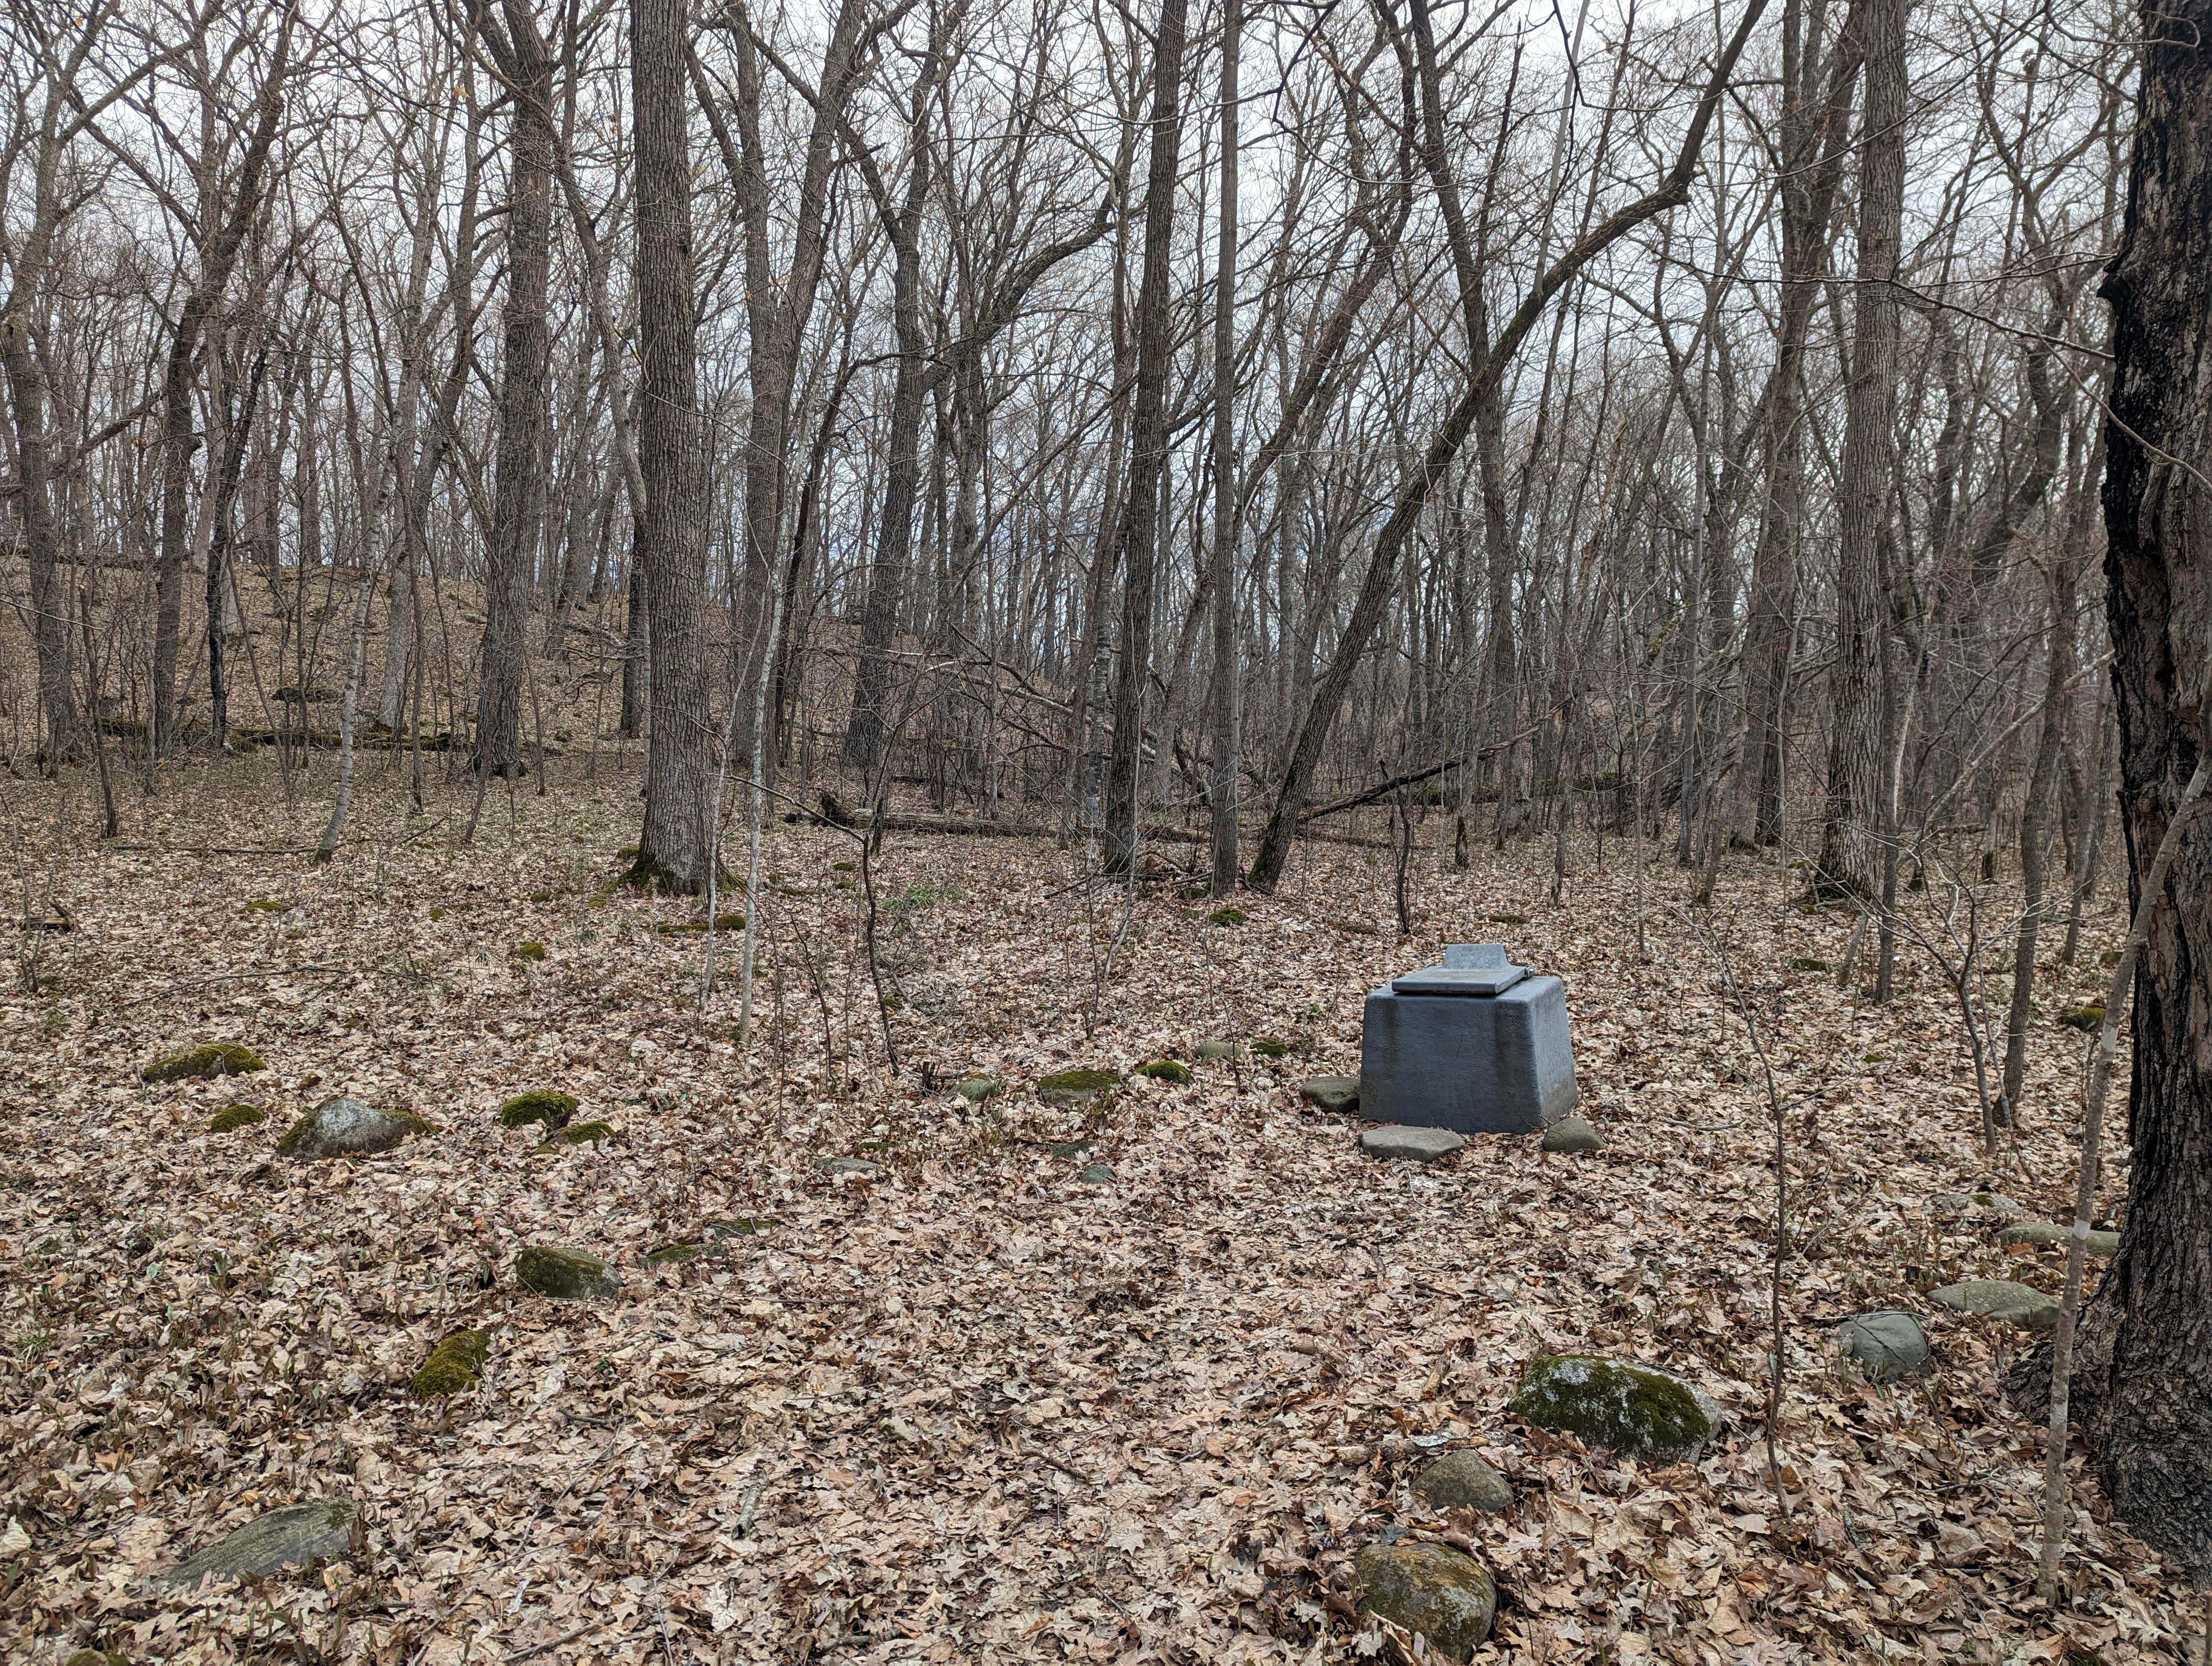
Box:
xmin=1359 ymin=943 xmax=1577 ymax=1133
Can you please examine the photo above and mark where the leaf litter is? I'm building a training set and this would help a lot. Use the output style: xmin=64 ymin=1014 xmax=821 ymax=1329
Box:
xmin=0 ymin=772 xmax=2198 ymax=1663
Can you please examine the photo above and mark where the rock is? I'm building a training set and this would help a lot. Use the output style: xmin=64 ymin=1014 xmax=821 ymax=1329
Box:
xmin=1541 ymin=1115 xmax=1603 ymax=1154
xmin=1833 ymin=1311 xmax=1932 ymax=1381
xmin=1300 ymin=1075 xmax=1360 ymax=1114
xmin=1998 ymin=1219 xmax=2121 ymax=1256
xmin=275 ymin=1097 xmax=429 ymax=1159
xmin=208 ymin=1102 xmax=268 ymax=1134
xmin=1076 ymin=1162 xmax=1115 ymax=1186
xmin=1930 ymin=1191 xmax=2027 ymax=1222
xmin=534 ymin=1120 xmax=615 ymax=1150
xmin=1509 ymin=1354 xmax=1725 ymax=1462
xmin=1139 ymin=1059 xmax=1194 ymax=1084
xmin=1360 ymin=1125 xmax=1467 ymax=1163
xmin=1208 ymin=906 xmax=1248 ymax=926
xmin=1043 ymin=1140 xmax=1094 ymax=1158
xmin=1353 ymin=1541 xmax=1497 ymax=1659
xmin=1930 ymin=1278 xmax=2061 ymax=1331
xmin=410 ymin=1329 xmax=488 ymax=1396
xmin=1413 ymin=1450 xmax=1514 ymax=1514
xmin=499 ymin=1089 xmax=577 ymax=1129
xmin=1195 ymin=1038 xmax=1239 ymax=1061
xmin=2057 ymin=1004 xmax=2105 ymax=1032
xmin=159 ymin=1497 xmax=361 ymax=1587
xmin=1036 ymin=1068 xmax=1121 ymax=1109
xmin=516 ymin=1245 xmax=620 ymax=1302
xmin=143 ymin=1042 xmax=266 ymax=1084
xmin=513 ymin=940 xmax=547 ymax=962
xmin=954 ymin=1073 xmax=1004 ymax=1103
xmin=818 ymin=1156 xmax=879 ymax=1176
xmin=1250 ymin=1038 xmax=1291 ymax=1059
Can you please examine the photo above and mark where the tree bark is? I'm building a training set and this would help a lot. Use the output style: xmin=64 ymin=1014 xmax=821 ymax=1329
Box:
xmin=1208 ymin=0 xmax=1242 ymax=896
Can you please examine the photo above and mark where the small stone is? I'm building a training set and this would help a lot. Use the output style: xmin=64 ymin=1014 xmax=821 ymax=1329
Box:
xmin=819 ymin=1156 xmax=879 ymax=1176
xmin=208 ymin=1102 xmax=268 ymax=1134
xmin=1250 ymin=1038 xmax=1291 ymax=1059
xmin=1833 ymin=1311 xmax=1932 ymax=1381
xmin=1076 ymin=1163 xmax=1115 ymax=1186
xmin=1299 ymin=1075 xmax=1360 ymax=1114
xmin=1998 ymin=1220 xmax=2121 ymax=1256
xmin=1413 ymin=1450 xmax=1514 ymax=1514
xmin=1541 ymin=1116 xmax=1603 ymax=1154
xmin=142 ymin=1042 xmax=267 ymax=1084
xmin=1360 ymin=1125 xmax=1467 ymax=1163
xmin=1930 ymin=1190 xmax=2027 ymax=1222
xmin=499 ymin=1089 xmax=577 ymax=1129
xmin=954 ymin=1073 xmax=1004 ymax=1103
xmin=1509 ymin=1354 xmax=1725 ymax=1462
xmin=410 ymin=1329 xmax=488 ymax=1396
xmin=275 ymin=1097 xmax=430 ymax=1159
xmin=159 ymin=1497 xmax=360 ymax=1587
xmin=516 ymin=1245 xmax=620 ymax=1301
xmin=1353 ymin=1541 xmax=1497 ymax=1660
xmin=534 ymin=1120 xmax=616 ymax=1150
xmin=1139 ymin=1059 xmax=1194 ymax=1084
xmin=1208 ymin=906 xmax=1248 ymax=926
xmin=1930 ymin=1278 xmax=2061 ymax=1331
xmin=1195 ymin=1039 xmax=1239 ymax=1061
xmin=1036 ymin=1068 xmax=1121 ymax=1108
xmin=513 ymin=941 xmax=547 ymax=962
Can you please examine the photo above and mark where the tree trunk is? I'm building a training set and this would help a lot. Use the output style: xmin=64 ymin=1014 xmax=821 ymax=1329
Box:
xmin=628 ymin=0 xmax=711 ymax=892
xmin=1208 ymin=0 xmax=1242 ymax=896
xmin=2050 ymin=0 xmax=2212 ymax=1571
xmin=1101 ymin=0 xmax=1192 ymax=874
xmin=1815 ymin=0 xmax=1905 ymax=902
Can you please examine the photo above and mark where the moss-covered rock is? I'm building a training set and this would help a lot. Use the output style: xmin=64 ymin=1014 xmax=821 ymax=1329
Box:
xmin=513 ymin=940 xmax=548 ymax=962
xmin=1208 ymin=906 xmax=1247 ymax=927
xmin=1194 ymin=1038 xmax=1239 ymax=1061
xmin=652 ymin=913 xmax=745 ymax=935
xmin=954 ymin=1072 xmax=1004 ymax=1103
xmin=1414 ymin=1451 xmax=1514 ymax=1514
xmin=644 ymin=1240 xmax=719 ymax=1266
xmin=1353 ymin=1541 xmax=1497 ymax=1659
xmin=1488 ymin=912 xmax=1528 ymax=926
xmin=1788 ymin=956 xmax=1830 ymax=973
xmin=410 ymin=1329 xmax=488 ymax=1396
xmin=243 ymin=899 xmax=287 ymax=914
xmin=1138 ymin=1059 xmax=1193 ymax=1084
xmin=1997 ymin=1219 xmax=2121 ymax=1255
xmin=1509 ymin=1354 xmax=1722 ymax=1462
xmin=276 ymin=1097 xmax=429 ymax=1159
xmin=534 ymin=1120 xmax=615 ymax=1151
xmin=143 ymin=1042 xmax=266 ymax=1083
xmin=208 ymin=1102 xmax=269 ymax=1134
xmin=1250 ymin=1037 xmax=1290 ymax=1059
xmin=516 ymin=1245 xmax=620 ymax=1301
xmin=1036 ymin=1068 xmax=1121 ymax=1109
xmin=159 ymin=1497 xmax=361 ymax=1587
xmin=499 ymin=1088 xmax=577 ymax=1130
xmin=2057 ymin=1004 xmax=2105 ymax=1032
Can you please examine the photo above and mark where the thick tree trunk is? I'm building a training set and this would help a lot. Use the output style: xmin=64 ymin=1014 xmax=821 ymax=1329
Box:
xmin=474 ymin=0 xmax=555 ymax=777
xmin=1102 ymin=0 xmax=1191 ymax=873
xmin=1815 ymin=0 xmax=1905 ymax=901
xmin=2057 ymin=0 xmax=2212 ymax=1571
xmin=628 ymin=0 xmax=711 ymax=892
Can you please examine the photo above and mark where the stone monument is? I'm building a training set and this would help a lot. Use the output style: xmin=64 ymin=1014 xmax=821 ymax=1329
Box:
xmin=1359 ymin=943 xmax=1577 ymax=1133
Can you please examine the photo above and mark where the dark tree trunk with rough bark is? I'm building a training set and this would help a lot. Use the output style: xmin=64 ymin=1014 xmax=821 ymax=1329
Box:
xmin=2063 ymin=0 xmax=2212 ymax=1572
xmin=627 ymin=0 xmax=711 ymax=892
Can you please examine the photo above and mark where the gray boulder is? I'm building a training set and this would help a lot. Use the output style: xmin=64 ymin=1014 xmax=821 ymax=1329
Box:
xmin=516 ymin=1245 xmax=620 ymax=1302
xmin=954 ymin=1073 xmax=1003 ymax=1103
xmin=1834 ymin=1311 xmax=1931 ymax=1381
xmin=160 ymin=1497 xmax=360 ymax=1587
xmin=1076 ymin=1162 xmax=1115 ymax=1186
xmin=1354 ymin=1542 xmax=1497 ymax=1660
xmin=1299 ymin=1075 xmax=1360 ymax=1114
xmin=1541 ymin=1116 xmax=1603 ymax=1154
xmin=1930 ymin=1278 xmax=2060 ymax=1331
xmin=275 ymin=1098 xmax=429 ymax=1159
xmin=1998 ymin=1219 xmax=2120 ymax=1256
xmin=1360 ymin=1125 xmax=1467 ymax=1163
xmin=1509 ymin=1354 xmax=1725 ymax=1462
xmin=1413 ymin=1450 xmax=1513 ymax=1514
xmin=1195 ymin=1038 xmax=1240 ymax=1061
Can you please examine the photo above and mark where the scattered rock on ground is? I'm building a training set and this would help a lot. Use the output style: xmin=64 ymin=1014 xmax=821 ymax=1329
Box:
xmin=954 ymin=1073 xmax=1004 ymax=1103
xmin=1509 ymin=1354 xmax=1725 ymax=1462
xmin=819 ymin=1156 xmax=879 ymax=1176
xmin=1139 ymin=1059 xmax=1194 ymax=1084
xmin=1833 ymin=1311 xmax=1932 ymax=1381
xmin=410 ymin=1329 xmax=488 ymax=1396
xmin=535 ymin=1120 xmax=615 ymax=1149
xmin=143 ymin=1042 xmax=266 ymax=1083
xmin=159 ymin=1497 xmax=361 ymax=1587
xmin=516 ymin=1245 xmax=620 ymax=1301
xmin=275 ymin=1097 xmax=428 ymax=1159
xmin=1931 ymin=1278 xmax=2060 ymax=1331
xmin=1413 ymin=1450 xmax=1514 ymax=1514
xmin=1036 ymin=1068 xmax=1120 ymax=1108
xmin=1931 ymin=1191 xmax=2027 ymax=1222
xmin=208 ymin=1102 xmax=268 ymax=1133
xmin=1195 ymin=1038 xmax=1239 ymax=1061
xmin=1998 ymin=1219 xmax=2120 ymax=1255
xmin=1360 ymin=1125 xmax=1466 ymax=1163
xmin=1353 ymin=1541 xmax=1497 ymax=1659
xmin=1541 ymin=1115 xmax=1603 ymax=1154
xmin=499 ymin=1088 xmax=577 ymax=1129
xmin=1077 ymin=1163 xmax=1115 ymax=1185
xmin=1299 ymin=1075 xmax=1359 ymax=1113
xmin=1250 ymin=1038 xmax=1291 ymax=1059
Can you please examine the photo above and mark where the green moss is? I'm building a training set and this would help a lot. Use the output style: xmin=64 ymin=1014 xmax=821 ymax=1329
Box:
xmin=1354 ymin=1542 xmax=1497 ymax=1660
xmin=143 ymin=1042 xmax=266 ymax=1083
xmin=2100 ymin=948 xmax=2121 ymax=966
xmin=1250 ymin=1038 xmax=1290 ymax=1059
xmin=653 ymin=913 xmax=745 ymax=934
xmin=208 ymin=1102 xmax=268 ymax=1133
xmin=705 ymin=1218 xmax=769 ymax=1239
xmin=535 ymin=1120 xmax=615 ymax=1151
xmin=1037 ymin=1068 xmax=1121 ymax=1108
xmin=1139 ymin=1060 xmax=1194 ymax=1084
xmin=409 ymin=1328 xmax=488 ymax=1396
xmin=2058 ymin=1004 xmax=2105 ymax=1032
xmin=499 ymin=1089 xmax=578 ymax=1130
xmin=513 ymin=940 xmax=548 ymax=962
xmin=954 ymin=1073 xmax=1004 ymax=1103
xmin=831 ymin=861 xmax=856 ymax=872
xmin=1509 ymin=1354 xmax=1714 ymax=1461
xmin=1329 ymin=919 xmax=1381 ymax=936
xmin=516 ymin=1245 xmax=620 ymax=1300
xmin=1488 ymin=912 xmax=1529 ymax=926
xmin=1207 ymin=906 xmax=1247 ymax=927
xmin=242 ymin=899 xmax=286 ymax=914
xmin=428 ymin=905 xmax=448 ymax=921
xmin=645 ymin=1241 xmax=719 ymax=1266
xmin=1789 ymin=956 xmax=1830 ymax=972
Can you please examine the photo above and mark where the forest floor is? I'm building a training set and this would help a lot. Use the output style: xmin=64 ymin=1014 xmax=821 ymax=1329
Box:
xmin=0 ymin=759 xmax=2200 ymax=1665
